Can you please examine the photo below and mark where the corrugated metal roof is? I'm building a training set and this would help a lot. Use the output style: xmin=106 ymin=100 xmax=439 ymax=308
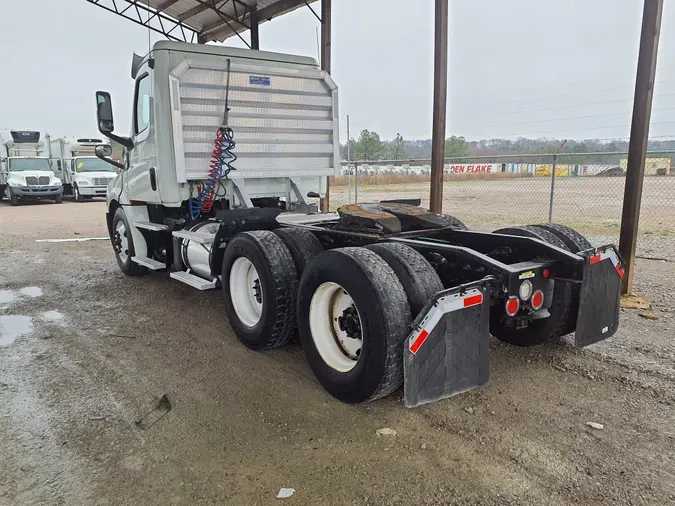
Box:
xmin=86 ymin=0 xmax=318 ymax=44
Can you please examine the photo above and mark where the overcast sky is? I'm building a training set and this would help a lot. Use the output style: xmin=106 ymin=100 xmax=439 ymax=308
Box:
xmin=1 ymin=0 xmax=674 ymax=142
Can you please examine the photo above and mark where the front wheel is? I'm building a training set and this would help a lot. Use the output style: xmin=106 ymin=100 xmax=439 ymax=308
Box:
xmin=297 ymin=247 xmax=412 ymax=403
xmin=54 ymin=194 xmax=63 ymax=204
xmin=8 ymin=188 xmax=18 ymax=206
xmin=73 ymin=186 xmax=84 ymax=202
xmin=111 ymin=207 xmax=146 ymax=276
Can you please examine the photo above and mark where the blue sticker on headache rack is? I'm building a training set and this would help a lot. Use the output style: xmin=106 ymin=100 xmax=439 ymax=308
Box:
xmin=249 ymin=75 xmax=271 ymax=86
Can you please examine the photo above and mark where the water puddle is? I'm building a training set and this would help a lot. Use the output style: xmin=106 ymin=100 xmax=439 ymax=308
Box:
xmin=0 ymin=315 xmax=33 ymax=347
xmin=20 ymin=287 xmax=43 ymax=298
xmin=0 ymin=286 xmax=44 ymax=309
xmin=0 ymin=290 xmax=16 ymax=305
xmin=41 ymin=310 xmax=65 ymax=323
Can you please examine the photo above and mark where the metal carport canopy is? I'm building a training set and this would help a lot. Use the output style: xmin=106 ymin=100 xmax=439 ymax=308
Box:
xmin=86 ymin=0 xmax=318 ymax=45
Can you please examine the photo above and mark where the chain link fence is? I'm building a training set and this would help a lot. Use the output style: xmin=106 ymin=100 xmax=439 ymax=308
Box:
xmin=334 ymin=151 xmax=674 ymax=254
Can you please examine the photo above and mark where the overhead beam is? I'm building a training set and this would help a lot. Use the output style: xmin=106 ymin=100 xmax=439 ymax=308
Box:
xmin=177 ymin=3 xmax=211 ymax=21
xmin=156 ymin=0 xmax=181 ymax=11
xmin=86 ymin=0 xmax=197 ymax=42
xmin=258 ymin=0 xmax=314 ymax=21
xmin=618 ymin=0 xmax=664 ymax=294
xmin=430 ymin=0 xmax=449 ymax=213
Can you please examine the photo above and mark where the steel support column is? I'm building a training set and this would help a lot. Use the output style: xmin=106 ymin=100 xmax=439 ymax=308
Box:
xmin=619 ymin=0 xmax=664 ymax=294
xmin=429 ymin=0 xmax=449 ymax=214
xmin=250 ymin=6 xmax=260 ymax=49
xmin=320 ymin=0 xmax=332 ymax=212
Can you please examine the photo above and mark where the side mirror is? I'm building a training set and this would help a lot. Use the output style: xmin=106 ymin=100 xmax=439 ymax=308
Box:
xmin=96 ymin=91 xmax=115 ymax=134
xmin=95 ymin=144 xmax=125 ymax=171
xmin=95 ymin=145 xmax=113 ymax=158
xmin=95 ymin=91 xmax=134 ymax=150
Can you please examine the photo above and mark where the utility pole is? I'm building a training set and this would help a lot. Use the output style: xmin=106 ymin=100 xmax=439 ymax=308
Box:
xmin=618 ymin=0 xmax=664 ymax=294
xmin=429 ymin=0 xmax=449 ymax=213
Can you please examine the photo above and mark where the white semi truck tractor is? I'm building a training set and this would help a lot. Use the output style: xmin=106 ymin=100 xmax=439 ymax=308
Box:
xmin=50 ymin=137 xmax=117 ymax=201
xmin=93 ymin=41 xmax=623 ymax=407
xmin=0 ymin=130 xmax=63 ymax=205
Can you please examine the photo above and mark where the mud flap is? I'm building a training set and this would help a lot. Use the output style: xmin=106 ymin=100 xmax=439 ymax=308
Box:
xmin=575 ymin=246 xmax=623 ymax=347
xmin=403 ymin=281 xmax=491 ymax=408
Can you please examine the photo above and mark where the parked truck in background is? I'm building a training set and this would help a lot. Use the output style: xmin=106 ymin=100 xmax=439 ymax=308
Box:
xmin=0 ymin=130 xmax=63 ymax=205
xmin=50 ymin=137 xmax=117 ymax=201
xmin=92 ymin=41 xmax=623 ymax=407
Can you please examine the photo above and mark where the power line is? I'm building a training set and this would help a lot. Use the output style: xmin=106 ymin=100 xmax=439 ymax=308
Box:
xmin=456 ymin=65 xmax=675 ymax=102
xmin=459 ymin=105 xmax=675 ymax=130
xmin=451 ymin=79 xmax=675 ymax=111
xmin=462 ymin=119 xmax=675 ymax=139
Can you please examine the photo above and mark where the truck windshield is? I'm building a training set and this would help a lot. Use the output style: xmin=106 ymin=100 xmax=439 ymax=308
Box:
xmin=75 ymin=157 xmax=116 ymax=173
xmin=8 ymin=158 xmax=51 ymax=172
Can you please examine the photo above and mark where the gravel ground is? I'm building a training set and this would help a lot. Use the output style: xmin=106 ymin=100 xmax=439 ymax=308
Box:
xmin=1 ymin=200 xmax=674 ymax=506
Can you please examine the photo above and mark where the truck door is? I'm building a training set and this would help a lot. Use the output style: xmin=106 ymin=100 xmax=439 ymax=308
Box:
xmin=126 ymin=65 xmax=161 ymax=203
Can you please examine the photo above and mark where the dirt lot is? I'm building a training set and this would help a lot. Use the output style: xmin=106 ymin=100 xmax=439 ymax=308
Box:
xmin=1 ymin=200 xmax=674 ymax=506
xmin=331 ymin=176 xmax=675 ymax=238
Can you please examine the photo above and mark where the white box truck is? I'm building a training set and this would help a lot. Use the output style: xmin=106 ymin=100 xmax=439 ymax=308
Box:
xmin=50 ymin=137 xmax=117 ymax=201
xmin=92 ymin=41 xmax=622 ymax=407
xmin=0 ymin=130 xmax=63 ymax=205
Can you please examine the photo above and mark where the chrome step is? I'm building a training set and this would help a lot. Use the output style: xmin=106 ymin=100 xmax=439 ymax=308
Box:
xmin=170 ymin=271 xmax=218 ymax=290
xmin=131 ymin=256 xmax=166 ymax=270
xmin=172 ymin=230 xmax=215 ymax=244
xmin=134 ymin=221 xmax=168 ymax=232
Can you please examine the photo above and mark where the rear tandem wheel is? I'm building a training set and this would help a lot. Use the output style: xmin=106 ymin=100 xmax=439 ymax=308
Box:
xmin=297 ymin=247 xmax=412 ymax=403
xmin=490 ymin=225 xmax=574 ymax=346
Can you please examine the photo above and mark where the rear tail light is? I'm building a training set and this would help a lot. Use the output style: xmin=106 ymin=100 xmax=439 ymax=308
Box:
xmin=505 ymin=297 xmax=520 ymax=316
xmin=531 ymin=289 xmax=545 ymax=310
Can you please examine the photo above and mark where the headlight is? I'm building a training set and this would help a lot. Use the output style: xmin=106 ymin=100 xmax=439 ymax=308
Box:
xmin=8 ymin=180 xmax=26 ymax=187
xmin=518 ymin=280 xmax=533 ymax=301
xmin=77 ymin=180 xmax=90 ymax=186
xmin=53 ymin=178 xmax=62 ymax=186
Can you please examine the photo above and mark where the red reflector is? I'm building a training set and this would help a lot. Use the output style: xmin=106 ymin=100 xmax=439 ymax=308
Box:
xmin=616 ymin=264 xmax=625 ymax=278
xmin=505 ymin=297 xmax=520 ymax=316
xmin=531 ymin=290 xmax=544 ymax=310
xmin=463 ymin=294 xmax=483 ymax=308
xmin=589 ymin=254 xmax=602 ymax=265
xmin=542 ymin=269 xmax=550 ymax=278
xmin=409 ymin=329 xmax=429 ymax=354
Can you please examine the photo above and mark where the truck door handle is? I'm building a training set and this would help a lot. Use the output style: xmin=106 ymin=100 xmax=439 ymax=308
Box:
xmin=149 ymin=167 xmax=157 ymax=191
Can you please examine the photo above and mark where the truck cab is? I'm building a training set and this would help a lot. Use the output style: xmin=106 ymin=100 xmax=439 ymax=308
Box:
xmin=51 ymin=138 xmax=117 ymax=201
xmin=0 ymin=130 xmax=63 ymax=205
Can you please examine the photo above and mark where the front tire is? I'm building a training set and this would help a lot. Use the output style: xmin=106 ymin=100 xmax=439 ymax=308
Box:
xmin=54 ymin=194 xmax=63 ymax=204
xmin=8 ymin=188 xmax=19 ymax=206
xmin=297 ymin=247 xmax=412 ymax=403
xmin=73 ymin=186 xmax=84 ymax=202
xmin=222 ymin=231 xmax=298 ymax=351
xmin=111 ymin=207 xmax=146 ymax=276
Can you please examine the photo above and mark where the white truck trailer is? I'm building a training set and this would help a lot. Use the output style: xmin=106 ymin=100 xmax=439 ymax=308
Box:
xmin=0 ymin=130 xmax=63 ymax=205
xmin=50 ymin=137 xmax=117 ymax=201
xmin=93 ymin=41 xmax=623 ymax=407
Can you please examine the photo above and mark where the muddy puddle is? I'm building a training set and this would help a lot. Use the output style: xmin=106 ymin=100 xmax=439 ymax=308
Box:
xmin=0 ymin=315 xmax=33 ymax=347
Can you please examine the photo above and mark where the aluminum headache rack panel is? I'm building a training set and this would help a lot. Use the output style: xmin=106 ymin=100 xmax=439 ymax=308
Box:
xmin=169 ymin=56 xmax=339 ymax=183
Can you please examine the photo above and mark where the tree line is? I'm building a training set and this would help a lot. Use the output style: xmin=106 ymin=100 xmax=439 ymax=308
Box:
xmin=342 ymin=130 xmax=675 ymax=163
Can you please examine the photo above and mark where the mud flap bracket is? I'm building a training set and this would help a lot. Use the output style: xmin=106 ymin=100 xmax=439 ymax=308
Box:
xmin=403 ymin=278 xmax=493 ymax=408
xmin=575 ymin=246 xmax=622 ymax=348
